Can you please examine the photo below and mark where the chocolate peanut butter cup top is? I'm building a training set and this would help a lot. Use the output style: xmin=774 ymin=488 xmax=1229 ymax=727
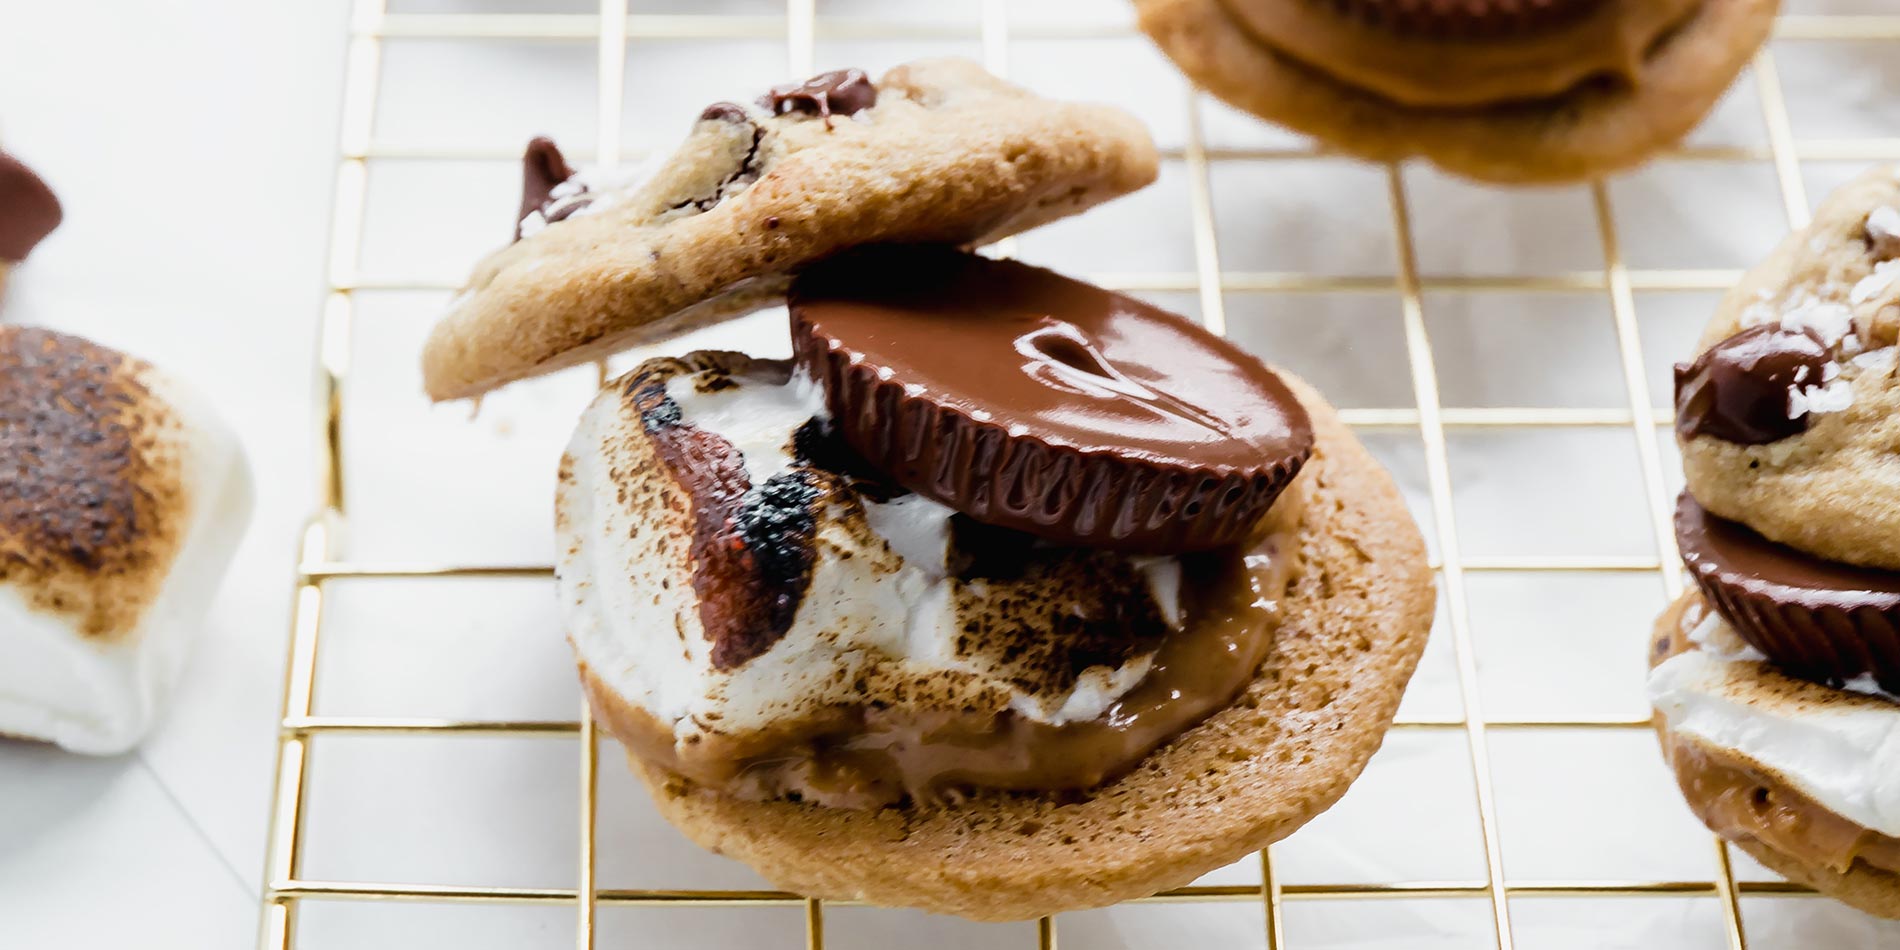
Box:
xmin=1297 ymin=0 xmax=1607 ymax=38
xmin=789 ymin=246 xmax=1313 ymax=553
xmin=1676 ymin=494 xmax=1900 ymax=693
xmin=1675 ymin=325 xmax=1832 ymax=446
xmin=0 ymin=148 xmax=62 ymax=263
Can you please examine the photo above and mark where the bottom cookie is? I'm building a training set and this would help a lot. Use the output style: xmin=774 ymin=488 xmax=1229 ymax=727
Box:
xmin=1135 ymin=0 xmax=1777 ymax=184
xmin=1650 ymin=592 xmax=1900 ymax=920
xmin=605 ymin=375 xmax=1434 ymax=921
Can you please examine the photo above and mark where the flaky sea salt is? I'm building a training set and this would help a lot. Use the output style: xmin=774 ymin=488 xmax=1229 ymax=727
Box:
xmin=1780 ymin=297 xmax=1856 ymax=346
xmin=1841 ymin=673 xmax=1900 ymax=703
xmin=1853 ymin=346 xmax=1899 ymax=373
xmin=1852 ymin=259 xmax=1900 ymax=305
xmin=1868 ymin=205 xmax=1900 ymax=244
xmin=1789 ymin=378 xmax=1854 ymax=418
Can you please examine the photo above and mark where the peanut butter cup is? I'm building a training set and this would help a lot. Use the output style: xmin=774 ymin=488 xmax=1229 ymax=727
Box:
xmin=789 ymin=246 xmax=1313 ymax=553
xmin=1310 ymin=0 xmax=1606 ymax=39
xmin=0 ymin=148 xmax=61 ymax=263
xmin=1676 ymin=494 xmax=1900 ymax=694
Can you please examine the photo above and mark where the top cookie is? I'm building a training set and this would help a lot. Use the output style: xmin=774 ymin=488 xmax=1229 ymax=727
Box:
xmin=420 ymin=59 xmax=1159 ymax=401
xmin=1677 ymin=164 xmax=1900 ymax=571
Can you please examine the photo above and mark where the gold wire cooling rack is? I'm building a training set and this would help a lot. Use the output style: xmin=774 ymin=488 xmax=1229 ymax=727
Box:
xmin=256 ymin=3 xmax=1900 ymax=949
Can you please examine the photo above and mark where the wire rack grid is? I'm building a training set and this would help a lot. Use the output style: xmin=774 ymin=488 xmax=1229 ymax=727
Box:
xmin=256 ymin=3 xmax=1900 ymax=949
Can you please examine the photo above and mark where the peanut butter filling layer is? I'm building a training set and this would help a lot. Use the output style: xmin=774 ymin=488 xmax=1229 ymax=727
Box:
xmin=1655 ymin=616 xmax=1900 ymax=877
xmin=585 ymin=519 xmax=1301 ymax=809
xmin=1217 ymin=0 xmax=1703 ymax=109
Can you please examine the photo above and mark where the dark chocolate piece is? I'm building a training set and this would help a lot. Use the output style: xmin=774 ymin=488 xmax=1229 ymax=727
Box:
xmin=1304 ymin=0 xmax=1608 ymax=39
xmin=757 ymin=68 xmax=877 ymax=126
xmin=515 ymin=136 xmax=586 ymax=241
xmin=699 ymin=102 xmax=750 ymax=123
xmin=789 ymin=246 xmax=1313 ymax=554
xmin=0 ymin=149 xmax=62 ymax=262
xmin=1675 ymin=325 xmax=1832 ymax=446
xmin=1677 ymin=493 xmax=1900 ymax=694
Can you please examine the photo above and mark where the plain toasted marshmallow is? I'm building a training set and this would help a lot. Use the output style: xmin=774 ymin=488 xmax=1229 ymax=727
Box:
xmin=0 ymin=327 xmax=252 ymax=754
xmin=555 ymin=351 xmax=1187 ymax=752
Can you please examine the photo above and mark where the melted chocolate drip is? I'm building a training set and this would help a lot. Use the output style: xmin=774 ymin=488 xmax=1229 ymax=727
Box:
xmin=1674 ymin=325 xmax=1831 ymax=445
xmin=515 ymin=136 xmax=588 ymax=241
xmin=626 ymin=371 xmax=820 ymax=670
xmin=757 ymin=68 xmax=877 ymax=126
xmin=0 ymin=149 xmax=62 ymax=262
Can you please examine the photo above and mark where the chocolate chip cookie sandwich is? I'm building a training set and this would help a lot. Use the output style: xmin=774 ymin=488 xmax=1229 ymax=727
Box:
xmin=421 ymin=59 xmax=1158 ymax=401
xmin=428 ymin=60 xmax=1433 ymax=920
xmin=1650 ymin=166 xmax=1900 ymax=919
xmin=0 ymin=146 xmax=62 ymax=294
xmin=1135 ymin=0 xmax=1779 ymax=184
xmin=0 ymin=327 xmax=253 ymax=754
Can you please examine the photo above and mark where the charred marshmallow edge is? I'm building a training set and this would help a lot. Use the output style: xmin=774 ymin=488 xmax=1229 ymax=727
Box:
xmin=0 ymin=329 xmax=252 ymax=754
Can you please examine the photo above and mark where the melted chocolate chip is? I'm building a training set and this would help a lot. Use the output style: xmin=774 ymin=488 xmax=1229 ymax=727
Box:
xmin=699 ymin=102 xmax=749 ymax=123
xmin=0 ymin=149 xmax=62 ymax=262
xmin=515 ymin=137 xmax=593 ymax=241
xmin=1674 ymin=326 xmax=1831 ymax=445
xmin=757 ymin=68 xmax=877 ymax=126
xmin=627 ymin=370 xmax=819 ymax=670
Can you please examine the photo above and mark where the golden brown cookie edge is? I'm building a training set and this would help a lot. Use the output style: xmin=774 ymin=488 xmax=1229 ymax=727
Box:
xmin=1134 ymin=0 xmax=1777 ymax=184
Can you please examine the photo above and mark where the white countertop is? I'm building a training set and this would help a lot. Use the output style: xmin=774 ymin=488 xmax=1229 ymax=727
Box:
xmin=5 ymin=1 xmax=1900 ymax=948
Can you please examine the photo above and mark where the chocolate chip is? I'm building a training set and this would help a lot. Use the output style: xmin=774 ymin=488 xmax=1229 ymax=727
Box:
xmin=517 ymin=136 xmax=581 ymax=241
xmin=1674 ymin=325 xmax=1831 ymax=445
xmin=699 ymin=102 xmax=749 ymax=123
xmin=0 ymin=149 xmax=62 ymax=262
xmin=757 ymin=68 xmax=877 ymax=127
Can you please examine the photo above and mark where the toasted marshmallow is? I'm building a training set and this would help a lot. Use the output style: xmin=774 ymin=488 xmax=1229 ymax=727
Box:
xmin=556 ymin=351 xmax=1185 ymax=753
xmin=0 ymin=327 xmax=252 ymax=754
xmin=1649 ymin=601 xmax=1900 ymax=838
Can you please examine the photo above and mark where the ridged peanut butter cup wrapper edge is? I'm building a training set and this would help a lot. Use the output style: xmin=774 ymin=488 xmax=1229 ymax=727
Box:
xmin=1676 ymin=494 xmax=1900 ymax=694
xmin=1319 ymin=0 xmax=1605 ymax=38
xmin=793 ymin=317 xmax=1312 ymax=554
